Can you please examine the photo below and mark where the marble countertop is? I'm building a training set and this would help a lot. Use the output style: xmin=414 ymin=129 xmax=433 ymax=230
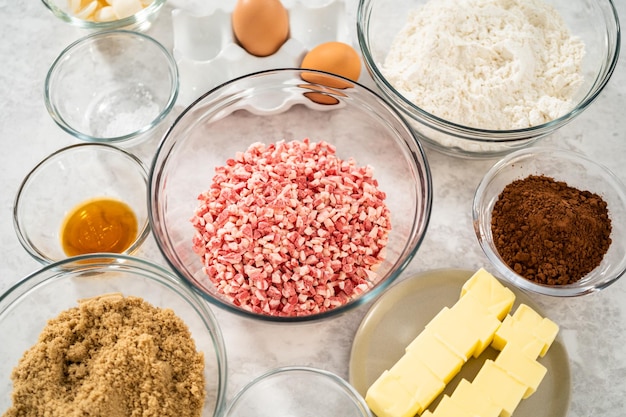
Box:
xmin=1 ymin=1 xmax=625 ymax=416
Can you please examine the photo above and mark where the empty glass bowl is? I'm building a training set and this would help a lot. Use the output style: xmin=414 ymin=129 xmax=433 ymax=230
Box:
xmin=473 ymin=147 xmax=626 ymax=296
xmin=149 ymin=68 xmax=432 ymax=322
xmin=45 ymin=30 xmax=178 ymax=146
xmin=223 ymin=366 xmax=372 ymax=417
xmin=0 ymin=254 xmax=227 ymax=416
xmin=40 ymin=0 xmax=166 ymax=31
xmin=357 ymin=0 xmax=620 ymax=158
xmin=13 ymin=143 xmax=150 ymax=264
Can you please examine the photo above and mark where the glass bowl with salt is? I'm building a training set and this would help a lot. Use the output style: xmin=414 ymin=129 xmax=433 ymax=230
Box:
xmin=357 ymin=0 xmax=620 ymax=158
xmin=44 ymin=29 xmax=178 ymax=147
xmin=473 ymin=147 xmax=626 ymax=297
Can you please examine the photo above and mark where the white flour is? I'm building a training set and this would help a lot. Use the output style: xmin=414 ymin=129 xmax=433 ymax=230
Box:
xmin=382 ymin=0 xmax=585 ymax=130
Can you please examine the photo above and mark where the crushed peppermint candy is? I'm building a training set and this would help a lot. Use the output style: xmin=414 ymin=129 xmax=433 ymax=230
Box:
xmin=190 ymin=139 xmax=391 ymax=317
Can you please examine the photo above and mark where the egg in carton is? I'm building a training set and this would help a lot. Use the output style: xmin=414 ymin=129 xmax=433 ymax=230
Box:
xmin=171 ymin=0 xmax=363 ymax=107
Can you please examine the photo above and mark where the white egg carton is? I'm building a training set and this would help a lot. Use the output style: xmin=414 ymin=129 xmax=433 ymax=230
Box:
xmin=170 ymin=0 xmax=357 ymax=106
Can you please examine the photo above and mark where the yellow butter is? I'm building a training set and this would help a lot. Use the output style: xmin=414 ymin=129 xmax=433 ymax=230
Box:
xmin=406 ymin=330 xmax=464 ymax=383
xmin=450 ymin=294 xmax=503 ymax=357
xmin=460 ymin=268 xmax=516 ymax=320
xmin=422 ymin=395 xmax=475 ymax=417
xmin=509 ymin=303 xmax=543 ymax=325
xmin=448 ymin=379 xmax=502 ymax=417
xmin=426 ymin=307 xmax=480 ymax=359
xmin=365 ymin=269 xmax=524 ymax=417
xmin=492 ymin=304 xmax=559 ymax=357
xmin=492 ymin=316 xmax=542 ymax=358
xmin=388 ymin=352 xmax=446 ymax=414
xmin=472 ymin=360 xmax=526 ymax=417
xmin=365 ymin=370 xmax=420 ymax=417
xmin=494 ymin=343 xmax=547 ymax=399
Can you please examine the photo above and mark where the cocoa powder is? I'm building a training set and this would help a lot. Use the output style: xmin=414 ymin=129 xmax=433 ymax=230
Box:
xmin=491 ymin=175 xmax=612 ymax=285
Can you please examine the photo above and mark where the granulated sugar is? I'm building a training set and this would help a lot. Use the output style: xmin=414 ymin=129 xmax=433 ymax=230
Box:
xmin=383 ymin=0 xmax=585 ymax=130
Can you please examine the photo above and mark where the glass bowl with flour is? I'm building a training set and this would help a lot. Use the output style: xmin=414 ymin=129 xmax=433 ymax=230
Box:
xmin=357 ymin=0 xmax=620 ymax=158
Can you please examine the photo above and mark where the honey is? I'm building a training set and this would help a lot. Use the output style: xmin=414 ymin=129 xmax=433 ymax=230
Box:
xmin=61 ymin=197 xmax=138 ymax=256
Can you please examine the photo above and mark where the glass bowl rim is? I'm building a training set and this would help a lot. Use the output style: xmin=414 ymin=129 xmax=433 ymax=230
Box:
xmin=13 ymin=142 xmax=152 ymax=264
xmin=0 ymin=252 xmax=229 ymax=417
xmin=43 ymin=29 xmax=179 ymax=144
xmin=40 ymin=0 xmax=166 ymax=29
xmin=223 ymin=365 xmax=373 ymax=417
xmin=472 ymin=146 xmax=626 ymax=296
xmin=148 ymin=67 xmax=434 ymax=323
xmin=356 ymin=0 xmax=622 ymax=142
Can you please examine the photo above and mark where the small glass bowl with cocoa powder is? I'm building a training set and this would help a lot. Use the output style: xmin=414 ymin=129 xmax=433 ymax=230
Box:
xmin=473 ymin=147 xmax=626 ymax=297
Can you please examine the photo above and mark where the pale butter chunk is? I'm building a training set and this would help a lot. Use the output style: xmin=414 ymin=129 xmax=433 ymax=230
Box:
xmin=494 ymin=343 xmax=547 ymax=398
xmin=426 ymin=302 xmax=501 ymax=360
xmin=471 ymin=360 xmax=528 ymax=417
xmin=366 ymin=370 xmax=424 ymax=417
xmin=382 ymin=0 xmax=585 ymax=130
xmin=94 ymin=6 xmax=116 ymax=21
xmin=422 ymin=379 xmax=501 ymax=417
xmin=425 ymin=361 xmax=528 ymax=417
xmin=111 ymin=0 xmax=143 ymax=19
xmin=365 ymin=269 xmax=516 ymax=417
xmin=449 ymin=291 xmax=505 ymax=357
xmin=426 ymin=303 xmax=559 ymax=417
xmin=366 ymin=353 xmax=446 ymax=417
xmin=421 ymin=394 xmax=476 ymax=417
xmin=492 ymin=303 xmax=560 ymax=357
xmin=405 ymin=330 xmax=464 ymax=384
xmin=68 ymin=0 xmax=153 ymax=22
xmin=460 ymin=268 xmax=516 ymax=321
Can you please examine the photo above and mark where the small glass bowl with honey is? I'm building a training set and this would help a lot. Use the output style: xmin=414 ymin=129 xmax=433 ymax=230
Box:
xmin=13 ymin=143 xmax=150 ymax=264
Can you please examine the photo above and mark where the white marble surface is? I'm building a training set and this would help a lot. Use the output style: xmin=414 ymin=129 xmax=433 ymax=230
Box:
xmin=1 ymin=1 xmax=625 ymax=416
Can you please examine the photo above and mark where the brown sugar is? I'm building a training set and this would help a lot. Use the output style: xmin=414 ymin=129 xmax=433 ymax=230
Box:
xmin=3 ymin=293 xmax=205 ymax=417
xmin=490 ymin=175 xmax=612 ymax=285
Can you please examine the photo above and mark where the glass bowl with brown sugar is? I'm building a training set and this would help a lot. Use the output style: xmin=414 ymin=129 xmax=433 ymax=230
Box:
xmin=0 ymin=254 xmax=227 ymax=417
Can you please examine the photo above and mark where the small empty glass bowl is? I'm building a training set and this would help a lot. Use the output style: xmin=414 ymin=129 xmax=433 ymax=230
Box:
xmin=41 ymin=0 xmax=166 ymax=31
xmin=45 ymin=30 xmax=178 ymax=146
xmin=13 ymin=143 xmax=150 ymax=264
xmin=357 ymin=0 xmax=620 ymax=158
xmin=473 ymin=147 xmax=626 ymax=296
xmin=223 ymin=366 xmax=372 ymax=417
xmin=0 ymin=254 xmax=227 ymax=417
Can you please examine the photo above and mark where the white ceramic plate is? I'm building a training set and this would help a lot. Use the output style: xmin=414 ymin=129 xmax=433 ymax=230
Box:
xmin=349 ymin=268 xmax=571 ymax=417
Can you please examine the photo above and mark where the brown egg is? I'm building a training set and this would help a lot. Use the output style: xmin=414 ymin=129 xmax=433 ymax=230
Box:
xmin=300 ymin=41 xmax=362 ymax=89
xmin=232 ymin=0 xmax=290 ymax=57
